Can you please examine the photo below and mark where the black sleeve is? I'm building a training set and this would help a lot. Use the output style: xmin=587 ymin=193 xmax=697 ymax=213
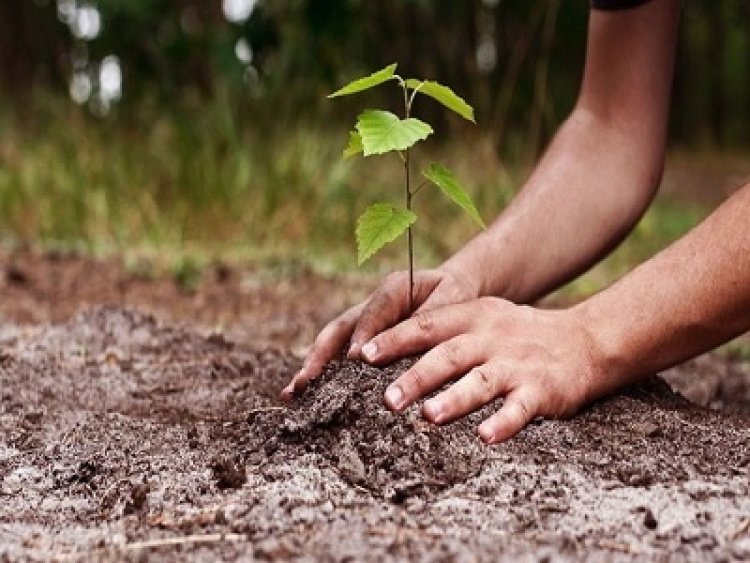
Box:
xmin=590 ymin=0 xmax=652 ymax=9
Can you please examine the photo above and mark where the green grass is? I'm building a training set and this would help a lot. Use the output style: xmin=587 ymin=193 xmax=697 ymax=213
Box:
xmin=0 ymin=94 xmax=712 ymax=294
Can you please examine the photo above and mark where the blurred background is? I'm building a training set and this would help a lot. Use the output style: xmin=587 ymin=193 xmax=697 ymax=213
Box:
xmin=0 ymin=0 xmax=749 ymax=296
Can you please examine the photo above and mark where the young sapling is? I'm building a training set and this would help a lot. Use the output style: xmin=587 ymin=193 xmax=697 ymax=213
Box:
xmin=328 ymin=63 xmax=485 ymax=311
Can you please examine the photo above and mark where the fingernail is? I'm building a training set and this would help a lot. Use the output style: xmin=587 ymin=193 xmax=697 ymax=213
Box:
xmin=361 ymin=341 xmax=378 ymax=362
xmin=423 ymin=399 xmax=445 ymax=424
xmin=478 ymin=423 xmax=495 ymax=444
xmin=384 ymin=385 xmax=404 ymax=410
xmin=347 ymin=342 xmax=357 ymax=357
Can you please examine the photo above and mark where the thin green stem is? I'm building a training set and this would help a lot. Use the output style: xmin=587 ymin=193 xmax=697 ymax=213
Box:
xmin=406 ymin=152 xmax=414 ymax=313
xmin=407 ymin=80 xmax=425 ymax=111
xmin=402 ymin=83 xmax=415 ymax=312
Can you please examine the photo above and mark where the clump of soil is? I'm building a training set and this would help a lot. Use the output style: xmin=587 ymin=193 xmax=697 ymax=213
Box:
xmin=247 ymin=359 xmax=487 ymax=501
xmin=212 ymin=459 xmax=248 ymax=490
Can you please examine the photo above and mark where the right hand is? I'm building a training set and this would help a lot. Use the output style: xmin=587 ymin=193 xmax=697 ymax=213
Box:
xmin=281 ymin=266 xmax=480 ymax=399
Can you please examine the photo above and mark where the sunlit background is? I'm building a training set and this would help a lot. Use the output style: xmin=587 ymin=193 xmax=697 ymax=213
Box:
xmin=0 ymin=0 xmax=749 ymax=295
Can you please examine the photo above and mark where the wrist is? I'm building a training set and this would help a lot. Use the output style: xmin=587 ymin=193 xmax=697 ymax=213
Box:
xmin=440 ymin=233 xmax=520 ymax=300
xmin=570 ymin=296 xmax=640 ymax=398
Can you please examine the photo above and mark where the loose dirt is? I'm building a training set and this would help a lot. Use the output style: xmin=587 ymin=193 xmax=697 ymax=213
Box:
xmin=0 ymin=252 xmax=748 ymax=561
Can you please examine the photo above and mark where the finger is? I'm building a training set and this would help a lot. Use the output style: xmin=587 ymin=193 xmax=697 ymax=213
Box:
xmin=281 ymin=303 xmax=364 ymax=400
xmin=349 ymin=271 xmax=441 ymax=358
xmin=422 ymin=361 xmax=510 ymax=425
xmin=414 ymin=273 xmax=473 ymax=315
xmin=383 ymin=334 xmax=485 ymax=411
xmin=361 ymin=301 xmax=476 ymax=365
xmin=477 ymin=387 xmax=539 ymax=444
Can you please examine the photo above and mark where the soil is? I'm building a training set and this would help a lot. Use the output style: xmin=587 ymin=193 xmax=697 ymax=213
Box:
xmin=0 ymin=250 xmax=749 ymax=561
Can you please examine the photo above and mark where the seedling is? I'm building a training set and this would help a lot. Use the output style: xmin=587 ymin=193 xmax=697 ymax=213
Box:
xmin=329 ymin=63 xmax=485 ymax=310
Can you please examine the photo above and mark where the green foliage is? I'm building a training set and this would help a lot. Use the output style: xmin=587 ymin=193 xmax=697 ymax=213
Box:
xmin=343 ymin=131 xmax=363 ymax=158
xmin=405 ymin=80 xmax=476 ymax=123
xmin=356 ymin=203 xmax=417 ymax=265
xmin=0 ymin=91 xmax=709 ymax=290
xmin=328 ymin=64 xmax=398 ymax=98
xmin=422 ymin=163 xmax=485 ymax=228
xmin=328 ymin=63 xmax=484 ymax=297
xmin=355 ymin=110 xmax=433 ymax=156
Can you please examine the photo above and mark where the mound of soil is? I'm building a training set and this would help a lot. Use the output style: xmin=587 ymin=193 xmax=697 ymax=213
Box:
xmin=247 ymin=359 xmax=488 ymax=502
xmin=0 ymin=305 xmax=748 ymax=561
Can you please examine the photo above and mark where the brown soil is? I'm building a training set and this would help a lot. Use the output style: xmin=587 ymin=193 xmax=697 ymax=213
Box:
xmin=0 ymin=250 xmax=748 ymax=561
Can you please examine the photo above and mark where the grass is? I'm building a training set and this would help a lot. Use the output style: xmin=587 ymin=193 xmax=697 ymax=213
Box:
xmin=0 ymin=93 xmax=719 ymax=297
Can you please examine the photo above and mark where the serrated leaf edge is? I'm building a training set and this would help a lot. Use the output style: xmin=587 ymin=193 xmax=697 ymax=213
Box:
xmin=356 ymin=203 xmax=417 ymax=265
xmin=422 ymin=163 xmax=485 ymax=229
xmin=355 ymin=110 xmax=433 ymax=156
xmin=328 ymin=63 xmax=398 ymax=98
xmin=405 ymin=79 xmax=475 ymax=123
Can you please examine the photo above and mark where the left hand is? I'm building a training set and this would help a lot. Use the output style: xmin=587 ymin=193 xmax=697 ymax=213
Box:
xmin=358 ymin=297 xmax=606 ymax=444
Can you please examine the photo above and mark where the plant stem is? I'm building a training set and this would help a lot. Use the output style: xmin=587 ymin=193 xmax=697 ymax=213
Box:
xmin=405 ymin=148 xmax=413 ymax=312
xmin=402 ymin=83 xmax=415 ymax=312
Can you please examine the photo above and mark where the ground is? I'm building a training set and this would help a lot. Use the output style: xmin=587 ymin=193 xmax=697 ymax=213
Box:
xmin=0 ymin=250 xmax=748 ymax=562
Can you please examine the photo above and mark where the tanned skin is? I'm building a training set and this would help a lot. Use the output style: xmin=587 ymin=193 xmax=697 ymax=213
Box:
xmin=283 ymin=0 xmax=750 ymax=443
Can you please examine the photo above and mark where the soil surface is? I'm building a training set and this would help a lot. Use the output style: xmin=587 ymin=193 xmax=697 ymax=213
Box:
xmin=0 ymin=251 xmax=748 ymax=561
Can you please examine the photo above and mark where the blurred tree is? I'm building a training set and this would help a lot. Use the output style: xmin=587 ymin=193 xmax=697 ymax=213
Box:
xmin=0 ymin=1 xmax=68 ymax=99
xmin=0 ymin=0 xmax=747 ymax=149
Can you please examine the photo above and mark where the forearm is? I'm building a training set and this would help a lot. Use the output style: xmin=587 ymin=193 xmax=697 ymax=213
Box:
xmin=443 ymin=111 xmax=664 ymax=302
xmin=577 ymin=183 xmax=750 ymax=397
xmin=442 ymin=0 xmax=680 ymax=304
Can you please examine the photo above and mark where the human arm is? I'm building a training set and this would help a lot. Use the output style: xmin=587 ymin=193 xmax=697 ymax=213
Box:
xmin=283 ymin=0 xmax=681 ymax=398
xmin=576 ymin=183 xmax=750 ymax=398
xmin=442 ymin=0 xmax=680 ymax=302
xmin=362 ymin=181 xmax=750 ymax=442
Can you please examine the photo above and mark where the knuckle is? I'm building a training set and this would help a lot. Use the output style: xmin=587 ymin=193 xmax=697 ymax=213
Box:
xmin=439 ymin=339 xmax=464 ymax=369
xmin=404 ymin=367 xmax=428 ymax=395
xmin=507 ymin=395 xmax=533 ymax=422
xmin=551 ymin=383 xmax=579 ymax=419
xmin=414 ymin=311 xmax=434 ymax=335
xmin=474 ymin=367 xmax=496 ymax=399
xmin=370 ymin=287 xmax=399 ymax=316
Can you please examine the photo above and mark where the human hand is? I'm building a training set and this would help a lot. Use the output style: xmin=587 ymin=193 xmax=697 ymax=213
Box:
xmin=356 ymin=297 xmax=607 ymax=443
xmin=281 ymin=266 xmax=479 ymax=399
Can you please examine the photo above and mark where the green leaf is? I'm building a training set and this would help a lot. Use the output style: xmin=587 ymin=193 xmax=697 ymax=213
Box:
xmin=343 ymin=131 xmax=363 ymax=158
xmin=328 ymin=63 xmax=398 ymax=98
xmin=356 ymin=203 xmax=417 ymax=265
xmin=422 ymin=163 xmax=485 ymax=228
xmin=405 ymin=79 xmax=475 ymax=123
xmin=355 ymin=110 xmax=433 ymax=156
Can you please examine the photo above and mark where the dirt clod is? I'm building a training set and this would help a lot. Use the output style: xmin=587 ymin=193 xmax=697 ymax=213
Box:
xmin=644 ymin=509 xmax=658 ymax=530
xmin=124 ymin=482 xmax=150 ymax=515
xmin=212 ymin=458 xmax=248 ymax=490
xmin=250 ymin=359 xmax=487 ymax=500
